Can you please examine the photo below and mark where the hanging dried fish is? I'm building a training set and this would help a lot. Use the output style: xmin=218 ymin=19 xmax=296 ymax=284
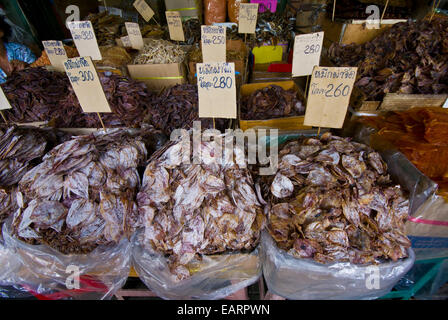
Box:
xmin=133 ymin=39 xmax=188 ymax=64
xmin=241 ymin=85 xmax=305 ymax=120
xmin=11 ymin=128 xmax=162 ymax=254
xmin=259 ymin=132 xmax=411 ymax=264
xmin=137 ymin=133 xmax=265 ymax=279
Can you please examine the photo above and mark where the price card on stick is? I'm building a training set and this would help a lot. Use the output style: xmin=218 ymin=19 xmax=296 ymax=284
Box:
xmin=120 ymin=36 xmax=132 ymax=48
xmin=166 ymin=11 xmax=185 ymax=42
xmin=42 ymin=41 xmax=68 ymax=71
xmin=133 ymin=0 xmax=155 ymax=22
xmin=201 ymin=25 xmax=226 ymax=63
xmin=68 ymin=21 xmax=102 ymax=60
xmin=238 ymin=3 xmax=258 ymax=34
xmin=304 ymin=66 xmax=358 ymax=129
xmin=292 ymin=32 xmax=324 ymax=77
xmin=125 ymin=22 xmax=144 ymax=50
xmin=197 ymin=62 xmax=237 ymax=119
xmin=0 ymin=87 xmax=12 ymax=111
xmin=63 ymin=57 xmax=111 ymax=114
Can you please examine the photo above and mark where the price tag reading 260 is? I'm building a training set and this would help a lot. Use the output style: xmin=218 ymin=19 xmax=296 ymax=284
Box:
xmin=63 ymin=57 xmax=111 ymax=113
xmin=197 ymin=62 xmax=236 ymax=119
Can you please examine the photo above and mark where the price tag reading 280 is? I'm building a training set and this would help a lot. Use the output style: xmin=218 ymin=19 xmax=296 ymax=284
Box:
xmin=63 ymin=57 xmax=111 ymax=113
xmin=42 ymin=41 xmax=68 ymax=71
xmin=292 ymin=31 xmax=324 ymax=77
xmin=197 ymin=62 xmax=236 ymax=119
xmin=304 ymin=66 xmax=358 ymax=129
xmin=68 ymin=21 xmax=102 ymax=60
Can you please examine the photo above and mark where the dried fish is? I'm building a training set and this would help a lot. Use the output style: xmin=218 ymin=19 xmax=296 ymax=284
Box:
xmin=12 ymin=128 xmax=161 ymax=254
xmin=138 ymin=133 xmax=265 ymax=280
xmin=133 ymin=39 xmax=188 ymax=65
xmin=241 ymin=85 xmax=305 ymax=120
xmin=261 ymin=132 xmax=411 ymax=264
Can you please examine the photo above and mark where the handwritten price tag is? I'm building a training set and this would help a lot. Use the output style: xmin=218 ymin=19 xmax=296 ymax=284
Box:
xmin=250 ymin=0 xmax=277 ymax=13
xmin=292 ymin=32 xmax=324 ymax=77
xmin=201 ymin=25 xmax=226 ymax=63
xmin=133 ymin=0 xmax=155 ymax=22
xmin=68 ymin=21 xmax=102 ymax=60
xmin=120 ymin=36 xmax=132 ymax=48
xmin=0 ymin=87 xmax=12 ymax=111
xmin=42 ymin=40 xmax=68 ymax=71
xmin=304 ymin=67 xmax=358 ymax=129
xmin=197 ymin=62 xmax=237 ymax=119
xmin=239 ymin=3 xmax=259 ymax=34
xmin=125 ymin=22 xmax=144 ymax=50
xmin=166 ymin=11 xmax=185 ymax=42
xmin=63 ymin=57 xmax=111 ymax=113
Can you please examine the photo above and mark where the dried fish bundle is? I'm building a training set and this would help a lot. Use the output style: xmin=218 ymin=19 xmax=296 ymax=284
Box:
xmin=86 ymin=11 xmax=127 ymax=46
xmin=241 ymin=85 xmax=305 ymax=120
xmin=187 ymin=46 xmax=245 ymax=63
xmin=182 ymin=18 xmax=201 ymax=45
xmin=329 ymin=18 xmax=448 ymax=101
xmin=137 ymin=133 xmax=265 ymax=280
xmin=252 ymin=10 xmax=295 ymax=47
xmin=262 ymin=132 xmax=411 ymax=265
xmin=11 ymin=129 xmax=156 ymax=254
xmin=147 ymin=84 xmax=229 ymax=136
xmin=133 ymin=39 xmax=188 ymax=64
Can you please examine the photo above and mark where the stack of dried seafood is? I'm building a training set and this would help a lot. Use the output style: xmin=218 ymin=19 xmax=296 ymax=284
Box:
xmin=1 ymin=68 xmax=157 ymax=128
xmin=252 ymin=10 xmax=295 ymax=47
xmin=241 ymin=85 xmax=305 ymax=120
xmin=182 ymin=18 xmax=201 ymax=45
xmin=11 ymin=129 xmax=160 ymax=254
xmin=329 ymin=18 xmax=448 ymax=101
xmin=137 ymin=133 xmax=265 ymax=279
xmin=358 ymin=107 xmax=448 ymax=194
xmin=86 ymin=11 xmax=127 ymax=46
xmin=0 ymin=126 xmax=72 ymax=231
xmin=97 ymin=46 xmax=132 ymax=68
xmin=147 ymin=84 xmax=228 ymax=136
xmin=188 ymin=46 xmax=245 ymax=63
xmin=133 ymin=39 xmax=187 ymax=64
xmin=260 ymin=132 xmax=411 ymax=264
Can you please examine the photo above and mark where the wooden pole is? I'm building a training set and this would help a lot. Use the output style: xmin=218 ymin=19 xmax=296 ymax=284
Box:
xmin=380 ymin=0 xmax=390 ymax=26
xmin=317 ymin=127 xmax=321 ymax=137
xmin=305 ymin=75 xmax=310 ymax=99
xmin=97 ymin=112 xmax=107 ymax=131
xmin=151 ymin=16 xmax=160 ymax=26
xmin=0 ymin=111 xmax=8 ymax=124
xmin=430 ymin=0 xmax=441 ymax=22
xmin=213 ymin=118 xmax=216 ymax=129
xmin=332 ymin=0 xmax=336 ymax=22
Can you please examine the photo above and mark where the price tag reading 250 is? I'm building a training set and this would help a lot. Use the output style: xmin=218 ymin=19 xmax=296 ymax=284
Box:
xmin=201 ymin=25 xmax=226 ymax=63
xmin=304 ymin=66 xmax=358 ymax=129
xmin=63 ymin=57 xmax=111 ymax=113
xmin=197 ymin=62 xmax=236 ymax=119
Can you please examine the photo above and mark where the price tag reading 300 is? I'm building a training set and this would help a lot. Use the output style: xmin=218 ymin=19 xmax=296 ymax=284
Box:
xmin=63 ymin=57 xmax=111 ymax=113
xmin=197 ymin=62 xmax=237 ymax=119
xmin=292 ymin=31 xmax=324 ymax=77
xmin=304 ymin=66 xmax=358 ymax=129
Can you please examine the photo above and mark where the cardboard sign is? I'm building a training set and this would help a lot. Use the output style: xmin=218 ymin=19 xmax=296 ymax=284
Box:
xmin=42 ymin=40 xmax=68 ymax=71
xmin=443 ymin=98 xmax=448 ymax=109
xmin=125 ymin=22 xmax=144 ymax=50
xmin=292 ymin=31 xmax=324 ymax=77
xmin=68 ymin=21 xmax=102 ymax=61
xmin=120 ymin=36 xmax=132 ymax=48
xmin=238 ymin=3 xmax=258 ymax=34
xmin=304 ymin=66 xmax=358 ymax=129
xmin=63 ymin=57 xmax=111 ymax=113
xmin=197 ymin=62 xmax=237 ymax=119
xmin=0 ymin=87 xmax=12 ymax=111
xmin=201 ymin=25 xmax=226 ymax=63
xmin=133 ymin=0 xmax=154 ymax=22
xmin=250 ymin=0 xmax=277 ymax=13
xmin=166 ymin=11 xmax=185 ymax=42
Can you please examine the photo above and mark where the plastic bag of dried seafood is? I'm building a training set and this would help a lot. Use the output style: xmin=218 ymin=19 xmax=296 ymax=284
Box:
xmin=132 ymin=131 xmax=265 ymax=299
xmin=261 ymin=232 xmax=415 ymax=300
xmin=3 ymin=219 xmax=130 ymax=300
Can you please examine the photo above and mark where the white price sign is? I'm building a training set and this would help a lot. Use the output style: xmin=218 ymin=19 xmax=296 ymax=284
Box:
xmin=68 ymin=21 xmax=102 ymax=61
xmin=42 ymin=40 xmax=68 ymax=71
xmin=125 ymin=22 xmax=144 ymax=50
xmin=292 ymin=32 xmax=324 ymax=77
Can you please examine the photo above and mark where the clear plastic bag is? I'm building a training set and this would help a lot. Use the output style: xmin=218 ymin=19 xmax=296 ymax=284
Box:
xmin=131 ymin=230 xmax=261 ymax=300
xmin=2 ymin=219 xmax=131 ymax=300
xmin=261 ymin=232 xmax=415 ymax=300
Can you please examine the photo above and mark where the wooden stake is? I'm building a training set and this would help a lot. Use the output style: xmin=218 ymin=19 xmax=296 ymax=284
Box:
xmin=97 ymin=112 xmax=107 ymax=131
xmin=332 ymin=0 xmax=336 ymax=22
xmin=0 ymin=111 xmax=8 ymax=124
xmin=430 ymin=0 xmax=441 ymax=22
xmin=213 ymin=118 xmax=216 ymax=129
xmin=151 ymin=16 xmax=161 ymax=26
xmin=380 ymin=0 xmax=389 ymax=26
xmin=305 ymin=75 xmax=310 ymax=99
xmin=317 ymin=127 xmax=321 ymax=137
